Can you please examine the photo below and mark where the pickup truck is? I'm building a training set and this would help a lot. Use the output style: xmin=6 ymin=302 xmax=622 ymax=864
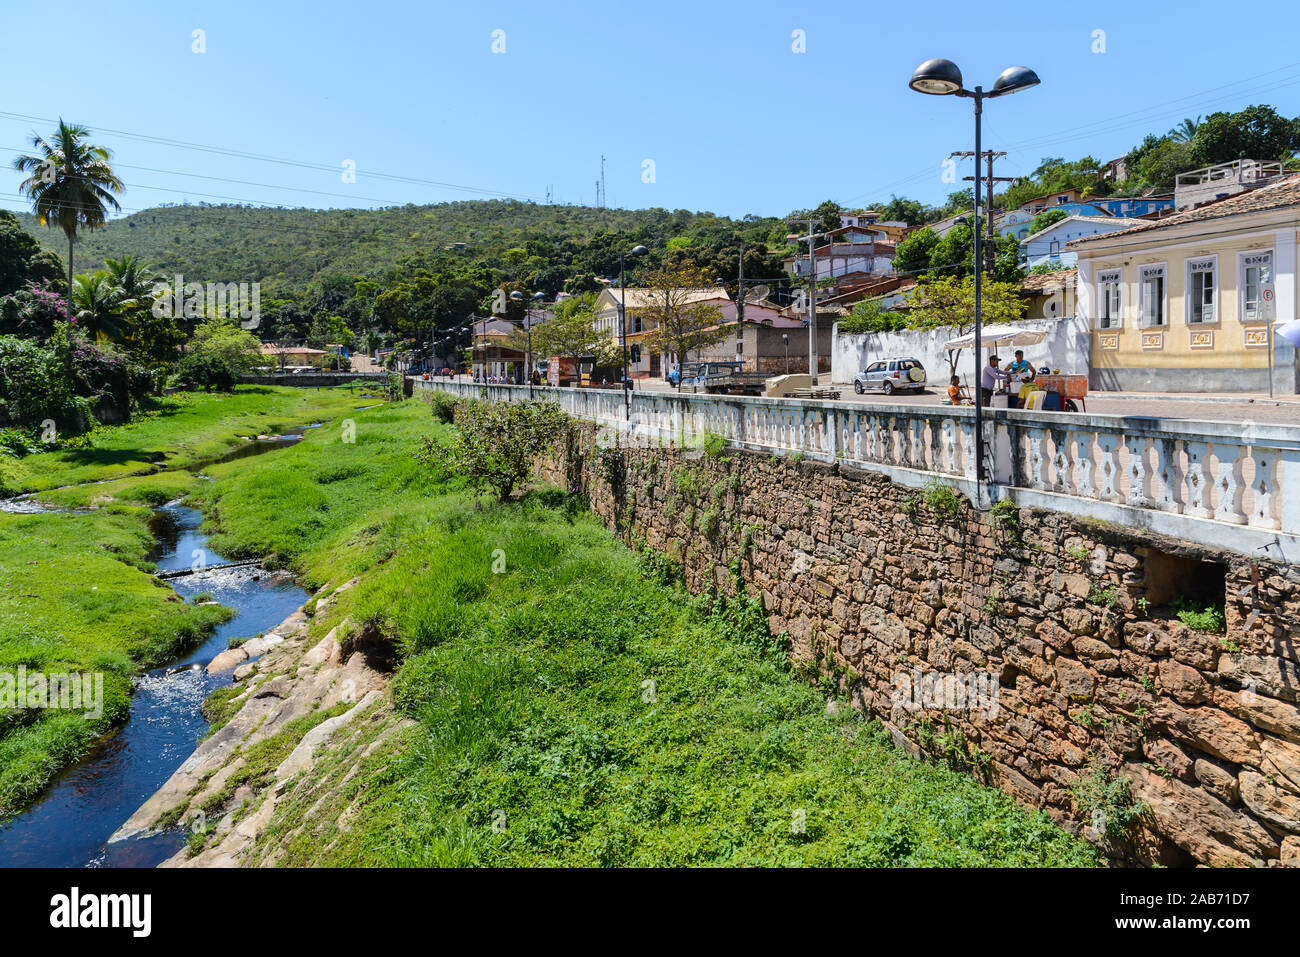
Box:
xmin=671 ymin=361 xmax=769 ymax=396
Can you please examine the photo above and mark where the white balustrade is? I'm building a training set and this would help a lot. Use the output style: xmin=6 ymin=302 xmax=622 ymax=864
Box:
xmin=413 ymin=379 xmax=1300 ymax=548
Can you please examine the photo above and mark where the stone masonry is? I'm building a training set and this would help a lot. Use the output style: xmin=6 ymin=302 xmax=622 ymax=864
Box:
xmin=543 ymin=434 xmax=1300 ymax=867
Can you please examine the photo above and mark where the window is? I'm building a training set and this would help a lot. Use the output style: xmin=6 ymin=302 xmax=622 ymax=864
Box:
xmin=1188 ymin=258 xmax=1216 ymax=324
xmin=1139 ymin=264 xmax=1166 ymax=327
xmin=1097 ymin=269 xmax=1122 ymax=329
xmin=866 ymin=361 xmax=885 ymax=373
xmin=1049 ymin=239 xmax=1061 ymax=257
xmin=1242 ymin=251 xmax=1273 ymax=321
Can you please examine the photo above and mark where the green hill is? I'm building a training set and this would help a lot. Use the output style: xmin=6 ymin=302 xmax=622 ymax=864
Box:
xmin=16 ymin=201 xmax=794 ymax=299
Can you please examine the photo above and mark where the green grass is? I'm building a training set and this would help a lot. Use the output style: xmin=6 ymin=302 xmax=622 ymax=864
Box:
xmin=0 ymin=386 xmax=364 ymax=497
xmin=195 ymin=398 xmax=1100 ymax=867
xmin=0 ymin=508 xmax=232 ymax=815
xmin=0 ymin=386 xmax=373 ymax=818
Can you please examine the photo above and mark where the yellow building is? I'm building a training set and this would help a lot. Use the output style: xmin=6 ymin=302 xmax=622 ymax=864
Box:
xmin=1070 ymin=174 xmax=1299 ymax=393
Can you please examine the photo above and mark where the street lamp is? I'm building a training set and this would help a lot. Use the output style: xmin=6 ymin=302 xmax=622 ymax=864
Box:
xmin=619 ymin=245 xmax=649 ymax=414
xmin=909 ymin=58 xmax=1039 ymax=489
xmin=510 ymin=290 xmax=546 ymax=395
xmin=782 ymin=332 xmax=789 ymax=374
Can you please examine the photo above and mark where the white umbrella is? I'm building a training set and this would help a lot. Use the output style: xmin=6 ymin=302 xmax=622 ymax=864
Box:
xmin=944 ymin=324 xmax=1048 ymax=352
xmin=1276 ymin=319 xmax=1300 ymax=349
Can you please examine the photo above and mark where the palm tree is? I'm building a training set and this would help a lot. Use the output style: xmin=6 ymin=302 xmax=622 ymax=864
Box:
xmin=12 ymin=120 xmax=124 ymax=322
xmin=1169 ymin=116 xmax=1203 ymax=143
xmin=71 ymin=270 xmax=130 ymax=342
xmin=104 ymin=254 xmax=161 ymax=310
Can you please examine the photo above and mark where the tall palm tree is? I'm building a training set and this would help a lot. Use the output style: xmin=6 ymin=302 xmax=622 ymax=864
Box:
xmin=12 ymin=120 xmax=124 ymax=322
xmin=71 ymin=270 xmax=130 ymax=342
xmin=1169 ymin=116 xmax=1203 ymax=143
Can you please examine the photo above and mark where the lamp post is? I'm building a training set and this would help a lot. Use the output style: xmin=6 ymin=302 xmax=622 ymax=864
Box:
xmin=619 ymin=244 xmax=649 ymax=415
xmin=510 ymin=290 xmax=546 ymax=395
xmin=909 ymin=58 xmax=1039 ymax=491
xmin=783 ymin=332 xmax=789 ymax=374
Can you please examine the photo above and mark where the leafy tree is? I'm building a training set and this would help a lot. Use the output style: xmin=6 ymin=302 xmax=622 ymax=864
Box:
xmin=188 ymin=318 xmax=261 ymax=373
xmin=908 ymin=274 xmax=1026 ymax=375
xmin=874 ymin=196 xmax=929 ymax=226
xmin=893 ymin=227 xmax=939 ymax=275
xmin=0 ymin=281 xmax=67 ymax=339
xmin=1189 ymin=105 xmax=1300 ymax=167
xmin=927 ymin=223 xmax=975 ymax=279
xmin=1029 ymin=208 xmax=1069 ymax=235
xmin=174 ymin=351 xmax=238 ymax=392
xmin=435 ymin=398 xmax=569 ymax=502
xmin=636 ymin=265 xmax=727 ymax=384
xmin=505 ymin=292 xmax=616 ymax=371
xmin=12 ymin=120 xmax=124 ymax=321
xmin=0 ymin=210 xmax=48 ymax=298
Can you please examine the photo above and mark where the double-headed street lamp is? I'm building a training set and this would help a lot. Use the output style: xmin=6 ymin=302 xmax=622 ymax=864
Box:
xmin=909 ymin=58 xmax=1039 ymax=489
xmin=510 ymin=290 xmax=546 ymax=395
xmin=619 ymin=245 xmax=649 ymax=412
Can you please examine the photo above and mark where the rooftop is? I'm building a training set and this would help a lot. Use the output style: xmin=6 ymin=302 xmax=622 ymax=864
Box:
xmin=1069 ymin=173 xmax=1300 ymax=247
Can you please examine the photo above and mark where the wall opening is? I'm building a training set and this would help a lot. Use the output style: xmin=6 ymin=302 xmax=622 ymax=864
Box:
xmin=1138 ymin=547 xmax=1226 ymax=612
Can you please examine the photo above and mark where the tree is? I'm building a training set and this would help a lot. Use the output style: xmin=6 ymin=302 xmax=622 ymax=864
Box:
xmin=1029 ymin=208 xmax=1069 ymax=236
xmin=893 ymin=227 xmax=939 ymax=275
xmin=1168 ymin=116 xmax=1202 ymax=143
xmin=0 ymin=210 xmax=46 ymax=298
xmin=435 ymin=398 xmax=569 ymax=502
xmin=70 ymin=271 xmax=130 ymax=342
xmin=1189 ymin=105 xmax=1300 ymax=167
xmin=12 ymin=120 xmax=124 ymax=322
xmin=927 ymin=223 xmax=975 ymax=279
xmin=874 ymin=196 xmax=929 ymax=226
xmin=635 ymin=265 xmax=727 ymax=384
xmin=908 ymin=274 xmax=1026 ymax=375
xmin=504 ymin=293 xmax=616 ymax=370
xmin=188 ymin=318 xmax=261 ymax=373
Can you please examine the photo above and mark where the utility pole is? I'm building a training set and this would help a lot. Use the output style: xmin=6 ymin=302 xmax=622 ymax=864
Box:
xmin=736 ymin=240 xmax=745 ymax=365
xmin=952 ymin=150 xmax=1014 ymax=273
xmin=806 ymin=219 xmax=818 ymax=385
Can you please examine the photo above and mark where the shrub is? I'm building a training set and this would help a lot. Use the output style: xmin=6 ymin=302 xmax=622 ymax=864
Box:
xmin=174 ymin=352 xmax=238 ymax=392
xmin=445 ymin=398 xmax=568 ymax=502
xmin=428 ymin=390 xmax=458 ymax=424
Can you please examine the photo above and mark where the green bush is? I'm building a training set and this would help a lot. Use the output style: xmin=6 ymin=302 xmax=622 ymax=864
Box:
xmin=428 ymin=390 xmax=458 ymax=424
xmin=442 ymin=398 xmax=569 ymax=502
xmin=174 ymin=352 xmax=238 ymax=392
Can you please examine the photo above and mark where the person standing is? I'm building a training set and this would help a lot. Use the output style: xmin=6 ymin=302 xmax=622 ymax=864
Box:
xmin=980 ymin=355 xmax=1011 ymax=406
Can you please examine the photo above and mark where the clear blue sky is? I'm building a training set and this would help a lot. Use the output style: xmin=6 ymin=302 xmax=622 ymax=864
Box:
xmin=3 ymin=0 xmax=1300 ymax=221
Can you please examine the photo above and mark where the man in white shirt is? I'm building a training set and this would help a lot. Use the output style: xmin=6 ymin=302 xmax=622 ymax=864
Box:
xmin=980 ymin=355 xmax=1011 ymax=405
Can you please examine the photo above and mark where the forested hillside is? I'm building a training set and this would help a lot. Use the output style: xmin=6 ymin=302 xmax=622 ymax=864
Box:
xmin=16 ymin=201 xmax=795 ymax=299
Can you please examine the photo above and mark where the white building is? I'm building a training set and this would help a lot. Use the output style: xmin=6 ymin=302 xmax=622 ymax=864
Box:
xmin=1020 ymin=215 xmax=1133 ymax=270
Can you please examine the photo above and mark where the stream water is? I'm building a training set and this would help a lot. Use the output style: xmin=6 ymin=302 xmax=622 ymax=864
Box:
xmin=0 ymin=437 xmax=314 ymax=867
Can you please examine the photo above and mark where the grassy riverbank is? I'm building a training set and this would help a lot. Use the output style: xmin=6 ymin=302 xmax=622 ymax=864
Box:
xmin=0 ymin=386 xmax=381 ymax=818
xmin=191 ymin=398 xmax=1100 ymax=866
xmin=0 ymin=385 xmax=369 ymax=498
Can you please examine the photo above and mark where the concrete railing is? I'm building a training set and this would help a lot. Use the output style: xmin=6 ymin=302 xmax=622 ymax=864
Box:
xmin=414 ymin=379 xmax=1300 ymax=559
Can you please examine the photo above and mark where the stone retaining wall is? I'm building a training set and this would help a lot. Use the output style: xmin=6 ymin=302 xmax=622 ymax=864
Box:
xmin=543 ymin=434 xmax=1300 ymax=866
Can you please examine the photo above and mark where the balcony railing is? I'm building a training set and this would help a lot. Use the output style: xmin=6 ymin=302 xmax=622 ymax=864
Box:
xmin=413 ymin=379 xmax=1300 ymax=559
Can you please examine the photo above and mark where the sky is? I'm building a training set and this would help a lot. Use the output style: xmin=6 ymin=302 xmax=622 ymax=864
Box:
xmin=3 ymin=0 xmax=1300 ymax=223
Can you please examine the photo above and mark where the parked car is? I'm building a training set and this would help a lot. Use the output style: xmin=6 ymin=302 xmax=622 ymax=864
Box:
xmin=853 ymin=357 xmax=926 ymax=395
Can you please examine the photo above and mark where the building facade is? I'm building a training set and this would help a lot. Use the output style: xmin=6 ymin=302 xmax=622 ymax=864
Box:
xmin=1071 ymin=175 xmax=1300 ymax=393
